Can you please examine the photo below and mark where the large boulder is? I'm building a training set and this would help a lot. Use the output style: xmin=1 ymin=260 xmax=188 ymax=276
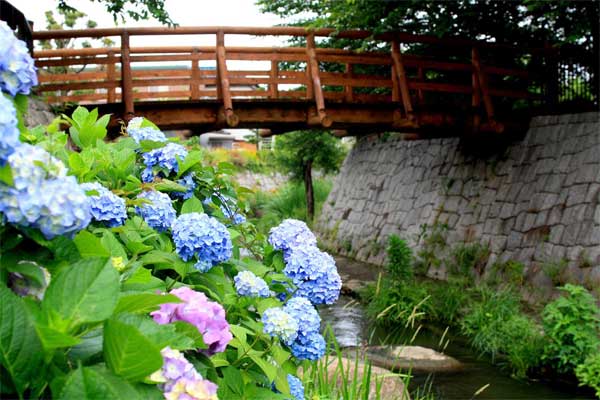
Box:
xmin=321 ymin=356 xmax=410 ymax=400
xmin=358 ymin=345 xmax=463 ymax=373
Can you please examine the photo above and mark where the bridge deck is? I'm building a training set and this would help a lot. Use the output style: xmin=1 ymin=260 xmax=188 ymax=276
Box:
xmin=31 ymin=26 xmax=577 ymax=137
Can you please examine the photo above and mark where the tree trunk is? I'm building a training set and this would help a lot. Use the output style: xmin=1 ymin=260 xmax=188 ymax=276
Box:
xmin=303 ymin=160 xmax=314 ymax=222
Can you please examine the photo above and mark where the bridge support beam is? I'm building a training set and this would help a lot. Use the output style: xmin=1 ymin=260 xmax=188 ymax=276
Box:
xmin=216 ymin=30 xmax=239 ymax=127
xmin=120 ymin=32 xmax=134 ymax=120
xmin=306 ymin=34 xmax=332 ymax=128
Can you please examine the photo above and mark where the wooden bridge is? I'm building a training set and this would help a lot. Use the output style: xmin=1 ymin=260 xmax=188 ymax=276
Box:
xmin=31 ymin=26 xmax=594 ymax=137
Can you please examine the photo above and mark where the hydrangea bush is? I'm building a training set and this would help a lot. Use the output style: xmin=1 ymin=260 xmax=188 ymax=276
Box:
xmin=0 ymin=24 xmax=341 ymax=400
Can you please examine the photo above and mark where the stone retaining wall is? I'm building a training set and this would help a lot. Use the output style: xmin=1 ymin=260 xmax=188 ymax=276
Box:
xmin=317 ymin=112 xmax=600 ymax=292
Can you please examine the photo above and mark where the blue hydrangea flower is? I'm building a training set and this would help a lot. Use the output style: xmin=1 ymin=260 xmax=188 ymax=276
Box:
xmin=171 ymin=212 xmax=232 ymax=271
xmin=287 ymin=374 xmax=305 ymax=400
xmin=0 ymin=95 xmax=19 ymax=164
xmin=234 ymin=270 xmax=270 ymax=298
xmin=0 ymin=144 xmax=89 ymax=239
xmin=262 ymin=307 xmax=298 ymax=346
xmin=295 ymin=266 xmax=342 ymax=306
xmin=0 ymin=22 xmax=37 ymax=96
xmin=141 ymin=143 xmax=188 ymax=183
xmin=22 ymin=176 xmax=91 ymax=239
xmin=284 ymin=297 xmax=320 ymax=341
xmin=284 ymin=247 xmax=342 ymax=305
xmin=135 ymin=190 xmax=176 ymax=232
xmin=81 ymin=182 xmax=127 ymax=227
xmin=171 ymin=173 xmax=196 ymax=200
xmin=6 ymin=143 xmax=66 ymax=190
xmin=220 ymin=203 xmax=246 ymax=225
xmin=268 ymin=219 xmax=317 ymax=256
xmin=290 ymin=332 xmax=326 ymax=361
xmin=128 ymin=126 xmax=167 ymax=143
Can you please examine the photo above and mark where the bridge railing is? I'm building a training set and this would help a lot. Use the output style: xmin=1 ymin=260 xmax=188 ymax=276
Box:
xmin=32 ymin=26 xmax=558 ymax=130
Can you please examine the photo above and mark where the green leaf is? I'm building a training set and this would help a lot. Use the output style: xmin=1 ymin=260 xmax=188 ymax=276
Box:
xmin=256 ymin=297 xmax=282 ymax=314
xmin=4 ymin=261 xmax=47 ymax=287
xmin=154 ymin=179 xmax=187 ymax=193
xmin=181 ymin=196 xmax=203 ymax=214
xmin=114 ymin=293 xmax=181 ymax=315
xmin=122 ymin=267 xmax=165 ymax=292
xmin=274 ymin=367 xmax=291 ymax=395
xmin=36 ymin=325 xmax=81 ymax=350
xmin=0 ymin=163 xmax=14 ymax=186
xmin=222 ymin=366 xmax=244 ymax=395
xmin=42 ymin=258 xmax=119 ymax=331
xmin=74 ymin=231 xmax=111 ymax=259
xmin=13 ymin=94 xmax=28 ymax=133
xmin=54 ymin=365 xmax=144 ymax=400
xmin=177 ymin=150 xmax=203 ymax=177
xmin=172 ymin=321 xmax=207 ymax=350
xmin=101 ymin=230 xmax=128 ymax=260
xmin=250 ymin=353 xmax=278 ymax=382
xmin=0 ymin=285 xmax=44 ymax=397
xmin=116 ymin=314 xmax=196 ymax=351
xmin=104 ymin=318 xmax=163 ymax=381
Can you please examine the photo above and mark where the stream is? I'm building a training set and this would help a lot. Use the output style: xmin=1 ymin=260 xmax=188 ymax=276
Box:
xmin=320 ymin=257 xmax=593 ymax=400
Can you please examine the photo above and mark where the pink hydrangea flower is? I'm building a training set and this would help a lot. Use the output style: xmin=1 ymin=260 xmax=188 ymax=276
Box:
xmin=151 ymin=287 xmax=232 ymax=354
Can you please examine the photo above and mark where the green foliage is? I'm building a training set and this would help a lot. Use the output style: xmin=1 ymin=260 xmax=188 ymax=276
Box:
xmin=575 ymin=353 xmax=600 ymax=398
xmin=541 ymin=284 xmax=600 ymax=374
xmin=364 ymin=278 xmax=430 ymax=328
xmin=413 ymin=222 xmax=448 ymax=274
xmin=386 ymin=235 xmax=413 ymax=281
xmin=424 ymin=278 xmax=468 ymax=326
xmin=1 ymin=106 xmax=312 ymax=399
xmin=273 ymin=130 xmax=345 ymax=181
xmin=447 ymin=243 xmax=490 ymax=280
xmin=252 ymin=179 xmax=333 ymax=232
xmin=57 ymin=0 xmax=175 ymax=26
xmin=460 ymin=287 xmax=544 ymax=378
xmin=488 ymin=260 xmax=525 ymax=286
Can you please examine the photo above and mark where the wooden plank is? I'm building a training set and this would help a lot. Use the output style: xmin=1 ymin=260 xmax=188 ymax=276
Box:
xmin=226 ymin=52 xmax=308 ymax=62
xmin=317 ymin=54 xmax=392 ymax=65
xmin=132 ymin=78 xmax=216 ymax=87
xmin=270 ymin=60 xmax=278 ymax=99
xmin=35 ymin=56 xmax=119 ymax=67
xmin=132 ymin=69 xmax=193 ymax=78
xmin=191 ymin=48 xmax=200 ymax=100
xmin=38 ymin=71 xmax=109 ymax=83
xmin=107 ymin=50 xmax=116 ymax=102
xmin=121 ymin=32 xmax=134 ymax=118
xmin=408 ymin=81 xmax=472 ymax=94
xmin=134 ymin=90 xmax=192 ymax=100
xmin=391 ymin=41 xmax=414 ymax=120
xmin=471 ymin=47 xmax=495 ymax=125
xmin=37 ymin=80 xmax=120 ymax=92
xmin=44 ymin=93 xmax=114 ymax=103
xmin=344 ymin=64 xmax=354 ymax=102
xmin=230 ymin=90 xmax=269 ymax=97
xmin=306 ymin=34 xmax=330 ymax=127
xmin=391 ymin=65 xmax=399 ymax=102
xmin=321 ymin=76 xmax=392 ymax=88
xmin=216 ymin=30 xmax=238 ymax=127
xmin=416 ymin=67 xmax=424 ymax=104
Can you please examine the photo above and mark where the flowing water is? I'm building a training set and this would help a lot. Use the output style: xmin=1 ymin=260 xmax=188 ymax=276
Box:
xmin=321 ymin=257 xmax=593 ymax=399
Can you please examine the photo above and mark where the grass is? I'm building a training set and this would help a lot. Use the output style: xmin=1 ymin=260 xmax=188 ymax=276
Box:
xmin=250 ymin=178 xmax=333 ymax=233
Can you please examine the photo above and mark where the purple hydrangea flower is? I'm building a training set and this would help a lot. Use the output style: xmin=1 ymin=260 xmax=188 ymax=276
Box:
xmin=287 ymin=374 xmax=305 ymax=400
xmin=149 ymin=347 xmax=218 ymax=399
xmin=290 ymin=332 xmax=326 ymax=361
xmin=171 ymin=212 xmax=232 ymax=272
xmin=171 ymin=173 xmax=196 ymax=200
xmin=135 ymin=190 xmax=176 ymax=232
xmin=262 ymin=307 xmax=298 ymax=346
xmin=127 ymin=125 xmax=167 ymax=144
xmin=0 ymin=21 xmax=37 ymax=96
xmin=0 ymin=95 xmax=19 ymax=164
xmin=268 ymin=219 xmax=317 ymax=257
xmin=151 ymin=287 xmax=232 ymax=355
xmin=283 ymin=296 xmax=320 ymax=341
xmin=234 ymin=270 xmax=270 ymax=298
xmin=8 ymin=263 xmax=50 ymax=300
xmin=141 ymin=142 xmax=187 ymax=183
xmin=81 ymin=182 xmax=127 ymax=227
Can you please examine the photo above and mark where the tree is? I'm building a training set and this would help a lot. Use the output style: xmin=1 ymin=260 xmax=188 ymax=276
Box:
xmin=57 ymin=0 xmax=175 ymax=26
xmin=274 ymin=131 xmax=345 ymax=221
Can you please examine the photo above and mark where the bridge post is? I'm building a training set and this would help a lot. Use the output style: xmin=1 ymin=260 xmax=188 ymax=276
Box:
xmin=191 ymin=48 xmax=200 ymax=100
xmin=471 ymin=47 xmax=502 ymax=133
xmin=107 ymin=50 xmax=116 ymax=103
xmin=344 ymin=63 xmax=354 ymax=102
xmin=306 ymin=34 xmax=332 ymax=128
xmin=391 ymin=41 xmax=415 ymax=123
xmin=216 ymin=30 xmax=239 ymax=127
xmin=120 ymin=32 xmax=134 ymax=120
xmin=269 ymin=60 xmax=279 ymax=99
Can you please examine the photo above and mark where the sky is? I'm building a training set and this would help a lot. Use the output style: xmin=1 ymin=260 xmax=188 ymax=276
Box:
xmin=17 ymin=0 xmax=288 ymax=47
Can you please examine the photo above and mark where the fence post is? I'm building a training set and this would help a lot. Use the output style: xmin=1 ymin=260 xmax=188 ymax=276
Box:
xmin=106 ymin=49 xmax=116 ymax=103
xmin=270 ymin=60 xmax=279 ymax=99
xmin=391 ymin=40 xmax=415 ymax=122
xmin=216 ymin=30 xmax=238 ymax=127
xmin=306 ymin=34 xmax=331 ymax=127
xmin=120 ymin=32 xmax=134 ymax=120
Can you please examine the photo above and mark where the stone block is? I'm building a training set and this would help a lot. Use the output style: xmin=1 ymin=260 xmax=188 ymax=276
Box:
xmin=547 ymin=206 xmax=563 ymax=226
xmin=566 ymin=184 xmax=589 ymax=207
xmin=562 ymin=223 xmax=582 ymax=246
xmin=507 ymin=231 xmax=523 ymax=250
xmin=585 ymin=183 xmax=600 ymax=203
xmin=523 ymin=213 xmax=537 ymax=232
xmin=549 ymin=225 xmax=565 ymax=244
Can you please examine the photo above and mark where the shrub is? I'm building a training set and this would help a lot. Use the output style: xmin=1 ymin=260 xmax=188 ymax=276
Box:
xmin=365 ymin=279 xmax=431 ymax=327
xmin=387 ymin=235 xmax=413 ymax=281
xmin=541 ymin=284 xmax=600 ymax=374
xmin=461 ymin=287 xmax=544 ymax=378
xmin=425 ymin=278 xmax=469 ymax=326
xmin=575 ymin=353 xmax=600 ymax=398
xmin=447 ymin=243 xmax=490 ymax=280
